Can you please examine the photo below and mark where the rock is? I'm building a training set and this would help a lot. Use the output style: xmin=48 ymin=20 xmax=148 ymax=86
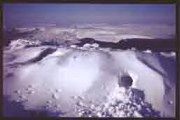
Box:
xmin=27 ymin=90 xmax=35 ymax=94
xmin=52 ymin=93 xmax=59 ymax=99
xmin=55 ymin=89 xmax=61 ymax=93
xmin=72 ymin=95 xmax=78 ymax=100
xmin=46 ymin=100 xmax=52 ymax=104
xmin=28 ymin=84 xmax=33 ymax=88
xmin=18 ymin=95 xmax=27 ymax=102
xmin=54 ymin=104 xmax=60 ymax=109
xmin=77 ymin=101 xmax=84 ymax=106
xmin=14 ymin=90 xmax=21 ymax=94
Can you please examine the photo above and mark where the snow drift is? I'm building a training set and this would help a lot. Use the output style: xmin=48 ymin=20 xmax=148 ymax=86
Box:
xmin=3 ymin=41 xmax=175 ymax=117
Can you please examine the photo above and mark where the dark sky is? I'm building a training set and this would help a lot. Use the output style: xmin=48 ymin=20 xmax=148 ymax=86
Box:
xmin=3 ymin=4 xmax=176 ymax=28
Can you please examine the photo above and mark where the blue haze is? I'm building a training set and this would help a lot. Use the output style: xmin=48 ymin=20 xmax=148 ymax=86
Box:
xmin=3 ymin=4 xmax=175 ymax=28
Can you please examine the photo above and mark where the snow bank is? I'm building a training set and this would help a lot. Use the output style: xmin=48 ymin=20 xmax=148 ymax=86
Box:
xmin=3 ymin=45 xmax=173 ymax=117
xmin=4 ymin=47 xmax=116 ymax=115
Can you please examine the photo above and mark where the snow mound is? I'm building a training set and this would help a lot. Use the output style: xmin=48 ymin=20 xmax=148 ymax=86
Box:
xmin=3 ymin=44 xmax=174 ymax=117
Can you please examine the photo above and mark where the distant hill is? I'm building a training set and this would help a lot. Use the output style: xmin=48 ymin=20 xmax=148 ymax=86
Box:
xmin=77 ymin=38 xmax=176 ymax=52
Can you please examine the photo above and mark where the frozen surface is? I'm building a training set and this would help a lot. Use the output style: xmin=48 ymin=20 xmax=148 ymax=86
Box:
xmin=3 ymin=38 xmax=175 ymax=117
xmin=3 ymin=24 xmax=176 ymax=117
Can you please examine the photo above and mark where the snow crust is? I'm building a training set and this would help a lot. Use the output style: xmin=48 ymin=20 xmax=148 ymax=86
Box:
xmin=3 ymin=43 xmax=173 ymax=117
xmin=3 ymin=25 xmax=175 ymax=117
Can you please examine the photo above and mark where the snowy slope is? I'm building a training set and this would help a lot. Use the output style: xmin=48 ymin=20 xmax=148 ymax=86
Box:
xmin=3 ymin=39 xmax=175 ymax=117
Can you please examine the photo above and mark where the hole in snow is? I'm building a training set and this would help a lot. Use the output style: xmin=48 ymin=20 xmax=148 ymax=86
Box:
xmin=118 ymin=75 xmax=133 ymax=89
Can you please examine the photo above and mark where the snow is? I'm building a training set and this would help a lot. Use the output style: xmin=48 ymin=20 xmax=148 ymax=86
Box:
xmin=142 ymin=49 xmax=152 ymax=54
xmin=4 ymin=46 xmax=46 ymax=64
xmin=3 ymin=45 xmax=171 ymax=117
xmin=160 ymin=52 xmax=176 ymax=58
xmin=111 ymin=50 xmax=165 ymax=112
xmin=127 ymin=70 xmax=138 ymax=88
xmin=83 ymin=43 xmax=91 ymax=48
xmin=91 ymin=43 xmax=99 ymax=48
xmin=3 ymin=25 xmax=175 ymax=117
xmin=70 ymin=45 xmax=77 ymax=48
xmin=133 ymin=111 xmax=142 ymax=117
xmin=9 ymin=39 xmax=27 ymax=50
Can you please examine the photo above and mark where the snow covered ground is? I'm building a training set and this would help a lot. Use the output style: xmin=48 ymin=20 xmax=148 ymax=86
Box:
xmin=3 ymin=34 xmax=175 ymax=117
xmin=3 ymin=25 xmax=176 ymax=117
